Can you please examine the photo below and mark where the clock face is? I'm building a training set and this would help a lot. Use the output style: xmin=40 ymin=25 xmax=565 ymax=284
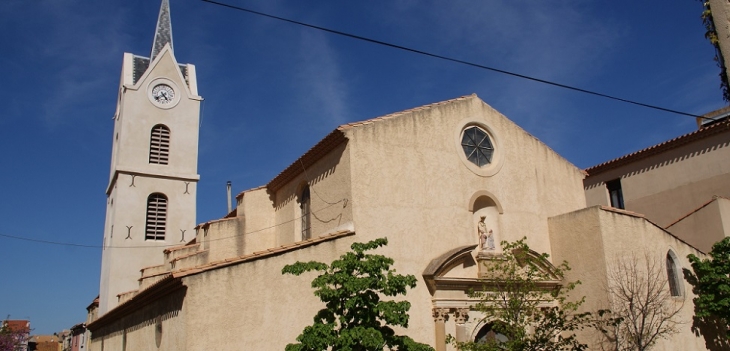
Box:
xmin=151 ymin=84 xmax=175 ymax=104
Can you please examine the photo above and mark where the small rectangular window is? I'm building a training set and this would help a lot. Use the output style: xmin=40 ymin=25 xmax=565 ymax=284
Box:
xmin=606 ymin=178 xmax=625 ymax=209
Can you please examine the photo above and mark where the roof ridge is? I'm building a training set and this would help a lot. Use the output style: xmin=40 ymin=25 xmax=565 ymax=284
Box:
xmin=266 ymin=94 xmax=478 ymax=192
xmin=337 ymin=94 xmax=476 ymax=131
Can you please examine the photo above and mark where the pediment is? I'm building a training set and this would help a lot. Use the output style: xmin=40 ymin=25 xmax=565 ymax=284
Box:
xmin=422 ymin=245 xmax=562 ymax=295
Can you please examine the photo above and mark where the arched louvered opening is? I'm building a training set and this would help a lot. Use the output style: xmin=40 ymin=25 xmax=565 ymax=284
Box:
xmin=666 ymin=251 xmax=682 ymax=297
xmin=300 ymin=185 xmax=311 ymax=240
xmin=145 ymin=193 xmax=167 ymax=241
xmin=149 ymin=124 xmax=170 ymax=165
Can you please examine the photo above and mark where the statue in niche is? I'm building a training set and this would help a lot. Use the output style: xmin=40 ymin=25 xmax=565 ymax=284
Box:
xmin=477 ymin=216 xmax=495 ymax=250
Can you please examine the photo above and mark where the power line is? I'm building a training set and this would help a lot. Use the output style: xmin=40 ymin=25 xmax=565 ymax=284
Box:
xmin=0 ymin=199 xmax=347 ymax=249
xmin=200 ymin=0 xmax=714 ymax=121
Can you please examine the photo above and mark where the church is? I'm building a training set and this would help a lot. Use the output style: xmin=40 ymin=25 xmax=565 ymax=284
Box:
xmin=86 ymin=1 xmax=730 ymax=350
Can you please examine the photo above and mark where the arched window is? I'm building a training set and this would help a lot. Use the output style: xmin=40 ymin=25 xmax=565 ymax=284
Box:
xmin=666 ymin=251 xmax=682 ymax=297
xmin=149 ymin=124 xmax=170 ymax=165
xmin=474 ymin=322 xmax=509 ymax=344
xmin=300 ymin=185 xmax=311 ymax=240
xmin=145 ymin=193 xmax=167 ymax=240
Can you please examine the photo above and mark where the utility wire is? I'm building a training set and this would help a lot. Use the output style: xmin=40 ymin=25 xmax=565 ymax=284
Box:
xmin=0 ymin=199 xmax=346 ymax=249
xmin=201 ymin=0 xmax=714 ymax=121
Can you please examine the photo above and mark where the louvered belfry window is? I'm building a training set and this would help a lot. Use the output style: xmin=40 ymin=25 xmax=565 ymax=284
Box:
xmin=145 ymin=193 xmax=167 ymax=240
xmin=149 ymin=124 xmax=170 ymax=165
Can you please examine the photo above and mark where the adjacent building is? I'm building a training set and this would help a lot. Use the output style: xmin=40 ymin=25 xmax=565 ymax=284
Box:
xmin=2 ymin=320 xmax=30 ymax=351
xmin=584 ymin=107 xmax=730 ymax=253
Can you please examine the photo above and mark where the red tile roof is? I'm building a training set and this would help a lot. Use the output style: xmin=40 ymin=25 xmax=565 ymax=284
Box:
xmin=3 ymin=320 xmax=30 ymax=333
xmin=585 ymin=116 xmax=730 ymax=175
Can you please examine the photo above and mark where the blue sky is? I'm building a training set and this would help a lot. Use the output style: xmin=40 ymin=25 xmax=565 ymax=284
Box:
xmin=0 ymin=0 xmax=725 ymax=335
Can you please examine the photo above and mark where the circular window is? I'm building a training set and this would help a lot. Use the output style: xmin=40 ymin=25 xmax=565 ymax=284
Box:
xmin=461 ymin=126 xmax=494 ymax=167
xmin=454 ymin=119 xmax=504 ymax=177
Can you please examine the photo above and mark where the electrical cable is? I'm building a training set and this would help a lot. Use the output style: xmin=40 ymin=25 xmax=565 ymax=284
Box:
xmin=200 ymin=0 xmax=714 ymax=121
xmin=298 ymin=159 xmax=348 ymax=206
xmin=0 ymin=199 xmax=345 ymax=249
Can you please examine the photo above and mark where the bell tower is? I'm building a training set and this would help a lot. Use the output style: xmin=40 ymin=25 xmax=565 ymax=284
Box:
xmin=98 ymin=0 xmax=201 ymax=315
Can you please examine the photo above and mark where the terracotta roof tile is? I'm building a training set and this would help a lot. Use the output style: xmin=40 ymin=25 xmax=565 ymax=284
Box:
xmin=586 ymin=118 xmax=730 ymax=175
xmin=3 ymin=320 xmax=30 ymax=333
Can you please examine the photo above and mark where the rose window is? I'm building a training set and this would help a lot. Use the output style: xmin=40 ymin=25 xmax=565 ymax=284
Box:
xmin=461 ymin=126 xmax=494 ymax=167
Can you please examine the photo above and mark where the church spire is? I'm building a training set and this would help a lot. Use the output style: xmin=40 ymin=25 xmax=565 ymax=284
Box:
xmin=150 ymin=0 xmax=173 ymax=61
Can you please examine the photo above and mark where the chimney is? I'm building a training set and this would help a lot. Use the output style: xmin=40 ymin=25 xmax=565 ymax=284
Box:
xmin=226 ymin=181 xmax=232 ymax=213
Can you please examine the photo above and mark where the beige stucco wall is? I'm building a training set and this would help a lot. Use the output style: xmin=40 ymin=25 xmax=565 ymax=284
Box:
xmin=235 ymin=187 xmax=277 ymax=252
xmin=667 ymin=197 xmax=730 ymax=253
xmin=200 ymin=139 xmax=355 ymax=262
xmin=180 ymin=238 xmax=357 ymax=350
xmin=271 ymin=141 xmax=353 ymax=246
xmin=90 ymin=288 xmax=186 ymax=351
xmin=345 ymin=96 xmax=587 ymax=344
xmin=584 ymin=130 xmax=730 ymax=228
xmin=550 ymin=206 xmax=708 ymax=351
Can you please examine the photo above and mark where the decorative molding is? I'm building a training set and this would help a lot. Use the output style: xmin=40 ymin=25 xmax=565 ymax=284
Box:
xmin=432 ymin=308 xmax=449 ymax=323
xmin=454 ymin=308 xmax=470 ymax=324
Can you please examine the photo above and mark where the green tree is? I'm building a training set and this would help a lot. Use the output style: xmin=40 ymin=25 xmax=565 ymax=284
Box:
xmin=684 ymin=237 xmax=730 ymax=331
xmin=450 ymin=238 xmax=607 ymax=351
xmin=281 ymin=237 xmax=434 ymax=351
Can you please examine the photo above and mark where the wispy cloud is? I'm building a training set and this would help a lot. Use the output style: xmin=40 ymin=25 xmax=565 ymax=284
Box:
xmin=294 ymin=30 xmax=349 ymax=126
xmin=16 ymin=1 xmax=132 ymax=129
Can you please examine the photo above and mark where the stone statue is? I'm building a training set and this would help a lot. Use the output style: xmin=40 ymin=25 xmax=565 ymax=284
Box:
xmin=477 ymin=216 xmax=495 ymax=250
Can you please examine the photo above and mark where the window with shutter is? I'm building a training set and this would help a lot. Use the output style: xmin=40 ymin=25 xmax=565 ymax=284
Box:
xmin=149 ymin=124 xmax=170 ymax=165
xmin=145 ymin=193 xmax=167 ymax=240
